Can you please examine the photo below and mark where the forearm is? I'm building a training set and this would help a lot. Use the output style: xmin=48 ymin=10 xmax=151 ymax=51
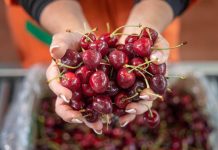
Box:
xmin=39 ymin=0 xmax=89 ymax=34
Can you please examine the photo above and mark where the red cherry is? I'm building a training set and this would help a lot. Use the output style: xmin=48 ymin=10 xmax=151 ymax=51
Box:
xmin=61 ymin=72 xmax=81 ymax=91
xmin=130 ymin=57 xmax=145 ymax=77
xmin=143 ymin=110 xmax=160 ymax=128
xmin=89 ymin=40 xmax=109 ymax=56
xmin=125 ymin=34 xmax=139 ymax=44
xmin=71 ymin=90 xmax=83 ymax=101
xmin=113 ymin=106 xmax=126 ymax=117
xmin=114 ymin=92 xmax=130 ymax=109
xmin=82 ymin=106 xmax=99 ymax=123
xmin=150 ymin=74 xmax=167 ymax=94
xmin=80 ymin=33 xmax=96 ymax=50
xmin=97 ymin=61 xmax=111 ymax=75
xmin=75 ymin=66 xmax=92 ymax=83
xmin=133 ymin=38 xmax=151 ymax=57
xmin=105 ymin=81 xmax=120 ymax=97
xmin=109 ymin=50 xmax=128 ymax=69
xmin=140 ymin=27 xmax=158 ymax=45
xmin=82 ymin=50 xmax=102 ymax=70
xmin=128 ymin=80 xmax=146 ymax=101
xmin=148 ymin=63 xmax=166 ymax=75
xmin=82 ymin=84 xmax=96 ymax=97
xmin=89 ymin=71 xmax=109 ymax=93
xmin=117 ymin=68 xmax=136 ymax=89
xmin=99 ymin=33 xmax=118 ymax=47
xmin=92 ymin=96 xmax=113 ymax=114
xmin=61 ymin=49 xmax=82 ymax=67
xmin=70 ymin=99 xmax=85 ymax=110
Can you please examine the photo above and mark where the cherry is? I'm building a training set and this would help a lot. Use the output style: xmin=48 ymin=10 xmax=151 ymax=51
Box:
xmin=140 ymin=27 xmax=158 ymax=45
xmin=75 ymin=66 xmax=92 ymax=83
xmin=150 ymin=74 xmax=167 ymax=94
xmin=130 ymin=57 xmax=145 ymax=77
xmin=117 ymin=68 xmax=136 ymax=89
xmin=148 ymin=63 xmax=166 ymax=75
xmin=92 ymin=96 xmax=113 ymax=114
xmin=109 ymin=50 xmax=128 ymax=69
xmin=70 ymin=99 xmax=85 ymax=111
xmin=124 ymin=43 xmax=135 ymax=58
xmin=97 ymin=61 xmax=111 ymax=75
xmin=105 ymin=81 xmax=119 ymax=97
xmin=89 ymin=70 xmax=109 ymax=93
xmin=114 ymin=92 xmax=130 ymax=109
xmin=99 ymin=33 xmax=118 ymax=47
xmin=89 ymin=40 xmax=109 ymax=56
xmin=80 ymin=33 xmax=96 ymax=50
xmin=61 ymin=72 xmax=81 ymax=91
xmin=61 ymin=49 xmax=82 ymax=67
xmin=143 ymin=109 xmax=160 ymax=128
xmin=82 ymin=84 xmax=96 ymax=97
xmin=71 ymin=90 xmax=83 ymax=101
xmin=133 ymin=37 xmax=152 ymax=57
xmin=128 ymin=80 xmax=146 ymax=101
xmin=82 ymin=50 xmax=102 ymax=70
xmin=82 ymin=106 xmax=99 ymax=123
xmin=125 ymin=34 xmax=139 ymax=44
xmin=113 ymin=106 xmax=126 ymax=117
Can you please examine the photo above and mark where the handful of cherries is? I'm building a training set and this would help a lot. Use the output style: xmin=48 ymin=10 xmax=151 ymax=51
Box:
xmin=50 ymin=25 xmax=186 ymax=129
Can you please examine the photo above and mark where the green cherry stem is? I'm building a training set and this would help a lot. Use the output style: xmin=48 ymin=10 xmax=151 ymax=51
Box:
xmin=122 ymin=92 xmax=139 ymax=102
xmin=151 ymin=41 xmax=187 ymax=51
xmin=75 ymin=31 xmax=93 ymax=42
xmin=128 ymin=59 xmax=156 ymax=73
xmin=57 ymin=62 xmax=83 ymax=70
xmin=135 ymin=69 xmax=150 ymax=88
xmin=110 ymin=24 xmax=142 ymax=37
xmin=144 ymin=103 xmax=153 ymax=118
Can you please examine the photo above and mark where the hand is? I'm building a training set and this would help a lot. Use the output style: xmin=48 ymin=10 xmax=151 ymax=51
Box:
xmin=119 ymin=31 xmax=169 ymax=127
xmin=46 ymin=32 xmax=103 ymax=134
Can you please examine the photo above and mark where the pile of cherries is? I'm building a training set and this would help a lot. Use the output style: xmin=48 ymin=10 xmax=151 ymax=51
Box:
xmin=53 ymin=25 xmax=182 ymax=128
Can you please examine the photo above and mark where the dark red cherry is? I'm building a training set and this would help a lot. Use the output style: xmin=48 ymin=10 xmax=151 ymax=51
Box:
xmin=89 ymin=40 xmax=109 ymax=56
xmin=113 ymin=106 xmax=126 ymax=117
xmin=61 ymin=72 xmax=81 ymax=91
xmin=125 ymin=34 xmax=139 ymax=44
xmin=89 ymin=71 xmax=109 ymax=93
xmin=82 ymin=106 xmax=99 ymax=123
xmin=133 ymin=38 xmax=151 ymax=57
xmin=61 ymin=49 xmax=82 ymax=67
xmin=130 ymin=57 xmax=145 ymax=77
xmin=150 ymin=74 xmax=167 ymax=94
xmin=114 ymin=92 xmax=130 ymax=109
xmin=109 ymin=50 xmax=128 ymax=69
xmin=82 ymin=84 xmax=96 ymax=97
xmin=71 ymin=90 xmax=83 ymax=101
xmin=82 ymin=50 xmax=102 ymax=70
xmin=124 ymin=43 xmax=135 ymax=58
xmin=143 ymin=110 xmax=160 ymax=128
xmin=128 ymin=80 xmax=146 ymax=101
xmin=140 ymin=27 xmax=158 ymax=45
xmin=148 ymin=63 xmax=166 ymax=75
xmin=105 ymin=81 xmax=119 ymax=97
xmin=97 ymin=61 xmax=111 ymax=75
xmin=75 ymin=66 xmax=92 ymax=83
xmin=70 ymin=99 xmax=85 ymax=111
xmin=117 ymin=68 xmax=136 ymax=89
xmin=92 ymin=96 xmax=113 ymax=114
xmin=80 ymin=33 xmax=96 ymax=50
xmin=99 ymin=33 xmax=118 ymax=47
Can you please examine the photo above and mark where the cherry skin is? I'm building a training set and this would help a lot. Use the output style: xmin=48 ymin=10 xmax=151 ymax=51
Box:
xmin=70 ymin=99 xmax=85 ymax=111
xmin=113 ymin=106 xmax=126 ymax=117
xmin=150 ymin=74 xmax=167 ymax=94
xmin=117 ymin=68 xmax=136 ymax=89
xmin=128 ymin=80 xmax=146 ymax=101
xmin=92 ymin=96 xmax=113 ymax=114
xmin=140 ymin=27 xmax=158 ymax=45
xmin=148 ymin=63 xmax=166 ymax=75
xmin=61 ymin=49 xmax=82 ymax=67
xmin=75 ymin=66 xmax=92 ymax=83
xmin=99 ymin=33 xmax=118 ymax=47
xmin=80 ymin=33 xmax=96 ymax=50
xmin=82 ymin=84 xmax=96 ymax=97
xmin=71 ymin=90 xmax=83 ymax=101
xmin=143 ymin=109 xmax=160 ymax=128
xmin=82 ymin=106 xmax=99 ymax=123
xmin=105 ymin=81 xmax=120 ymax=97
xmin=61 ymin=72 xmax=81 ymax=91
xmin=125 ymin=34 xmax=139 ymax=44
xmin=133 ymin=37 xmax=152 ymax=57
xmin=82 ymin=50 xmax=102 ymax=70
xmin=109 ymin=50 xmax=129 ymax=69
xmin=89 ymin=40 xmax=109 ymax=56
xmin=97 ymin=61 xmax=111 ymax=75
xmin=89 ymin=70 xmax=109 ymax=93
xmin=114 ymin=92 xmax=130 ymax=109
xmin=130 ymin=57 xmax=145 ymax=77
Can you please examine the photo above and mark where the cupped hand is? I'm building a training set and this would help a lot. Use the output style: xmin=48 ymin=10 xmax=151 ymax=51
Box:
xmin=46 ymin=32 xmax=103 ymax=134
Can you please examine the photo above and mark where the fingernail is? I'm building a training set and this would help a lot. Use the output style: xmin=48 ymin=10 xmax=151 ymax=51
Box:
xmin=139 ymin=95 xmax=149 ymax=100
xmin=59 ymin=94 xmax=70 ymax=103
xmin=50 ymin=45 xmax=60 ymax=52
xmin=125 ymin=109 xmax=136 ymax=114
xmin=150 ymin=52 xmax=161 ymax=63
xmin=120 ymin=121 xmax=129 ymax=127
xmin=71 ymin=118 xmax=83 ymax=124
xmin=93 ymin=129 xmax=102 ymax=135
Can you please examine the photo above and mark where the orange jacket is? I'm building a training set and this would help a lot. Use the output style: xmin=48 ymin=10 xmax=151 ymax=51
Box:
xmin=4 ymin=0 xmax=180 ymax=68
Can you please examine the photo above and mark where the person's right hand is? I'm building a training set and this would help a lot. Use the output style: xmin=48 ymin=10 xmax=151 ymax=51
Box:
xmin=46 ymin=32 xmax=103 ymax=134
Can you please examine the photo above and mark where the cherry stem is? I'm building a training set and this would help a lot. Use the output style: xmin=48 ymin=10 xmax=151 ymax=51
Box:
xmin=146 ymin=92 xmax=163 ymax=100
xmin=127 ymin=59 xmax=155 ymax=73
xmin=75 ymin=31 xmax=93 ymax=42
xmin=122 ymin=92 xmax=139 ymax=102
xmin=79 ymin=109 xmax=86 ymax=113
xmin=166 ymin=75 xmax=185 ymax=79
xmin=58 ymin=62 xmax=83 ymax=69
xmin=112 ymin=33 xmax=132 ymax=36
xmin=83 ymin=114 xmax=91 ymax=118
xmin=135 ymin=69 xmax=150 ymax=88
xmin=151 ymin=41 xmax=188 ymax=51
xmin=106 ymin=22 xmax=110 ymax=33
xmin=47 ymin=71 xmax=65 ymax=84
xmin=144 ymin=104 xmax=153 ymax=118
xmin=110 ymin=24 xmax=142 ymax=37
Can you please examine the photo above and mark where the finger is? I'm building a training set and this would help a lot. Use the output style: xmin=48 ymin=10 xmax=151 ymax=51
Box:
xmin=119 ymin=114 xmax=136 ymax=127
xmin=125 ymin=100 xmax=153 ymax=115
xmin=150 ymin=34 xmax=169 ymax=64
xmin=83 ymin=119 xmax=103 ymax=135
xmin=55 ymin=96 xmax=83 ymax=123
xmin=50 ymin=32 xmax=81 ymax=59
xmin=46 ymin=60 xmax=72 ymax=100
